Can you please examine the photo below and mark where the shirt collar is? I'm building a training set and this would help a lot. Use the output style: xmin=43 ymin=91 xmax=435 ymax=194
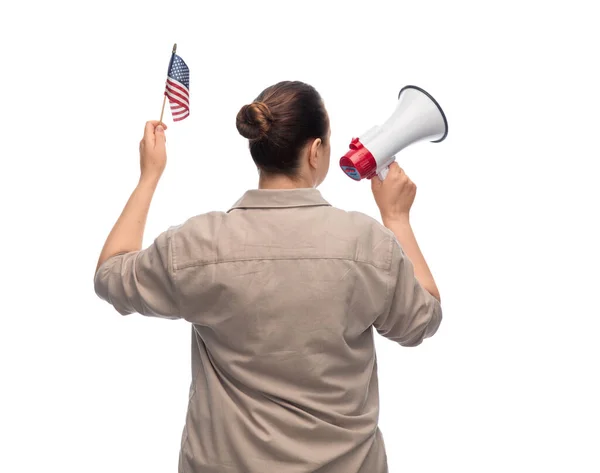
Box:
xmin=228 ymin=188 xmax=331 ymax=212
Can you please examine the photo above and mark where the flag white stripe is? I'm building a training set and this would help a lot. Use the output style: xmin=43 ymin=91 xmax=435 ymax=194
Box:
xmin=174 ymin=111 xmax=189 ymax=121
xmin=165 ymin=75 xmax=190 ymax=115
xmin=166 ymin=79 xmax=189 ymax=98
xmin=166 ymin=87 xmax=189 ymax=103
xmin=166 ymin=90 xmax=189 ymax=108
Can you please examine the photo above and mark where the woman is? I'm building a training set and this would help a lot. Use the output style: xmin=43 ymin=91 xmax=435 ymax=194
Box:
xmin=94 ymin=80 xmax=442 ymax=473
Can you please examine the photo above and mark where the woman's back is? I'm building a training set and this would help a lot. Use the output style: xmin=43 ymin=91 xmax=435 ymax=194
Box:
xmin=172 ymin=188 xmax=441 ymax=472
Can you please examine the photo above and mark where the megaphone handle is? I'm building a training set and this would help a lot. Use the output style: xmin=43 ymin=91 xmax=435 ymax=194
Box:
xmin=377 ymin=166 xmax=390 ymax=181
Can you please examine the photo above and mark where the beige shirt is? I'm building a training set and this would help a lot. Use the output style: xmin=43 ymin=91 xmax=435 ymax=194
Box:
xmin=94 ymin=188 xmax=442 ymax=473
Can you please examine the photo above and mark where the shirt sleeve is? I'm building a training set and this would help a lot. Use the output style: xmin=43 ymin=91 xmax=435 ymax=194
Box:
xmin=373 ymin=236 xmax=442 ymax=347
xmin=93 ymin=227 xmax=181 ymax=319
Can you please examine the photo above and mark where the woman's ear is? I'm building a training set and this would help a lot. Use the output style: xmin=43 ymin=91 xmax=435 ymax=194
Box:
xmin=309 ymin=138 xmax=322 ymax=169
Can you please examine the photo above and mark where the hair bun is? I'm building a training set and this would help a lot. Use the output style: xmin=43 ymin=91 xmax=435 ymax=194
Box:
xmin=236 ymin=101 xmax=274 ymax=140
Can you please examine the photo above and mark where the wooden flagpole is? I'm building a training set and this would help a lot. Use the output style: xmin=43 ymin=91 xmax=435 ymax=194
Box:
xmin=159 ymin=43 xmax=178 ymax=125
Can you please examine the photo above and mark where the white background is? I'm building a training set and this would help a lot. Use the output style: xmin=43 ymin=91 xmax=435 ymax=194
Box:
xmin=1 ymin=1 xmax=599 ymax=472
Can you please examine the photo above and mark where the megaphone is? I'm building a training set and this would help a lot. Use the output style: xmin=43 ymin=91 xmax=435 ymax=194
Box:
xmin=340 ymin=85 xmax=448 ymax=181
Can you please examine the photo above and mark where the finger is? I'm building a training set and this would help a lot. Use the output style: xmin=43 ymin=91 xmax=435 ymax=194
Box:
xmin=388 ymin=162 xmax=401 ymax=172
xmin=154 ymin=124 xmax=166 ymax=147
xmin=386 ymin=162 xmax=402 ymax=179
xmin=371 ymin=174 xmax=382 ymax=190
xmin=145 ymin=120 xmax=168 ymax=130
xmin=143 ymin=121 xmax=157 ymax=147
xmin=144 ymin=121 xmax=168 ymax=146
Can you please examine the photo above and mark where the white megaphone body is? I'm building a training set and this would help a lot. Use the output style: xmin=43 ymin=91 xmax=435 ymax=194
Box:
xmin=340 ymin=85 xmax=448 ymax=181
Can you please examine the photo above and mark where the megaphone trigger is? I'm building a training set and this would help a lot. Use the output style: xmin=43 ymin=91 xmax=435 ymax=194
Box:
xmin=377 ymin=161 xmax=392 ymax=181
xmin=377 ymin=168 xmax=389 ymax=181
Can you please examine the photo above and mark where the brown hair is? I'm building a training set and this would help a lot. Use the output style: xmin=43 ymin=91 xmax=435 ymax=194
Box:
xmin=236 ymin=81 xmax=329 ymax=177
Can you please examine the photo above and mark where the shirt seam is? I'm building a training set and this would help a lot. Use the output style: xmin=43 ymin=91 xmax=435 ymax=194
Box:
xmin=173 ymin=255 xmax=391 ymax=271
xmin=383 ymin=244 xmax=397 ymax=321
xmin=168 ymin=227 xmax=183 ymax=317
xmin=226 ymin=203 xmax=331 ymax=213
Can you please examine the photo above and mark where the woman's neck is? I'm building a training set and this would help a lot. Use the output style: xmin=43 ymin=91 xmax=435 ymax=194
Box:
xmin=258 ymin=172 xmax=313 ymax=190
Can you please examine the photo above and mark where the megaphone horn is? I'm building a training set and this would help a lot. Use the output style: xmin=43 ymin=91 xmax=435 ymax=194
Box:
xmin=340 ymin=85 xmax=448 ymax=181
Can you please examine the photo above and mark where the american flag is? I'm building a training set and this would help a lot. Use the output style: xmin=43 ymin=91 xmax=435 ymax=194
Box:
xmin=164 ymin=54 xmax=190 ymax=121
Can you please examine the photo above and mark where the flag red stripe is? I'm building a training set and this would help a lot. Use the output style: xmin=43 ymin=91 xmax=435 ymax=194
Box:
xmin=173 ymin=111 xmax=189 ymax=121
xmin=165 ymin=93 xmax=189 ymax=111
xmin=166 ymin=86 xmax=189 ymax=104
xmin=166 ymin=87 xmax=189 ymax=106
xmin=166 ymin=78 xmax=189 ymax=98
xmin=163 ymin=65 xmax=190 ymax=121
xmin=165 ymin=85 xmax=189 ymax=104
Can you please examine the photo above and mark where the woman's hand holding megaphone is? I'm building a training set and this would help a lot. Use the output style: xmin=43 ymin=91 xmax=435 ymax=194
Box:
xmin=371 ymin=162 xmax=416 ymax=223
xmin=372 ymin=162 xmax=440 ymax=301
